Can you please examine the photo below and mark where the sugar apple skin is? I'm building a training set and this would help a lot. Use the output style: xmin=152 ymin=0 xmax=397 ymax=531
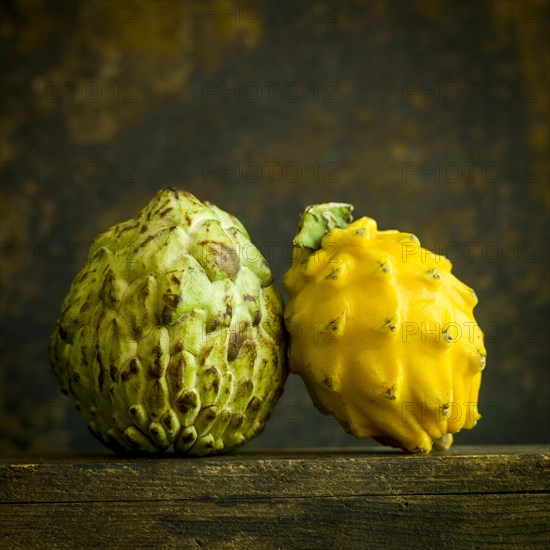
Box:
xmin=283 ymin=203 xmax=486 ymax=453
xmin=49 ymin=188 xmax=287 ymax=456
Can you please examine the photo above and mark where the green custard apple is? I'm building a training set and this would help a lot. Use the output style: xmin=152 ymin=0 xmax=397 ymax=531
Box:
xmin=49 ymin=188 xmax=287 ymax=456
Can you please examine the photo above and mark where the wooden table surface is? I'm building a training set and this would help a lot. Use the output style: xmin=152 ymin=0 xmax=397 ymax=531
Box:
xmin=1 ymin=445 xmax=549 ymax=549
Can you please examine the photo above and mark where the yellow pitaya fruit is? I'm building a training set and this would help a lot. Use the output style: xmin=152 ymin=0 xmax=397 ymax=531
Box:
xmin=283 ymin=203 xmax=486 ymax=453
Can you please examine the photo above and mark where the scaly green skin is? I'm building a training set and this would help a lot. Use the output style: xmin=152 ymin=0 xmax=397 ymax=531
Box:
xmin=49 ymin=188 xmax=287 ymax=456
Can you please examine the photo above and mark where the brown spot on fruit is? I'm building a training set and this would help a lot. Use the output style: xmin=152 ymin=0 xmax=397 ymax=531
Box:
xmin=96 ymin=349 xmax=106 ymax=390
xmin=203 ymin=407 xmax=217 ymax=422
xmin=148 ymin=344 xmax=164 ymax=378
xmin=129 ymin=358 xmax=139 ymax=374
xmin=163 ymin=413 xmax=174 ymax=430
xmin=139 ymin=235 xmax=155 ymax=249
xmin=246 ymin=396 xmax=262 ymax=412
xmin=98 ymin=369 xmax=105 ymax=389
xmin=231 ymin=413 xmax=244 ymax=429
xmin=200 ymin=241 xmax=240 ymax=277
xmin=180 ymin=431 xmax=195 ymax=444
xmin=110 ymin=362 xmax=118 ymax=381
xmin=161 ymin=294 xmax=183 ymax=325
xmin=206 ymin=318 xmax=221 ymax=333
xmin=168 ymin=357 xmax=185 ymax=394
xmin=100 ymin=270 xmax=120 ymax=306
xmin=116 ymin=222 xmax=139 ymax=236
xmin=201 ymin=346 xmax=213 ymax=364
xmin=58 ymin=324 xmax=68 ymax=340
xmin=122 ymin=358 xmax=139 ymax=382
xmin=203 ymin=366 xmax=220 ymax=393
xmin=177 ymin=391 xmax=198 ymax=413
xmin=227 ymin=330 xmax=246 ymax=361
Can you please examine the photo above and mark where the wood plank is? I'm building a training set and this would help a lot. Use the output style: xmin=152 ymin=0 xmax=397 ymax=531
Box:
xmin=1 ymin=494 xmax=548 ymax=549
xmin=1 ymin=446 xmax=549 ymax=503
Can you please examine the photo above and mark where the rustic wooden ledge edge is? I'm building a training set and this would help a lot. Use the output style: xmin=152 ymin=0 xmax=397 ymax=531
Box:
xmin=1 ymin=445 xmax=549 ymax=503
xmin=1 ymin=446 xmax=549 ymax=549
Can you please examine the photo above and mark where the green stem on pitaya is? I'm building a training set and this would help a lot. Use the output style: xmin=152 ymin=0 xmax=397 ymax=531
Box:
xmin=292 ymin=203 xmax=354 ymax=251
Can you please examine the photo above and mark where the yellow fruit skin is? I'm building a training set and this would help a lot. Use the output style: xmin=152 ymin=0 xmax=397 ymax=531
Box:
xmin=283 ymin=215 xmax=486 ymax=453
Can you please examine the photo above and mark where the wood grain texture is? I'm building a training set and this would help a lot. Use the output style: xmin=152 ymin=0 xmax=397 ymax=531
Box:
xmin=1 ymin=446 xmax=549 ymax=549
xmin=1 ymin=495 xmax=548 ymax=550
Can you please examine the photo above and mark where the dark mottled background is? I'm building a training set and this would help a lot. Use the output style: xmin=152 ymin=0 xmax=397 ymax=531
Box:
xmin=0 ymin=0 xmax=548 ymax=454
